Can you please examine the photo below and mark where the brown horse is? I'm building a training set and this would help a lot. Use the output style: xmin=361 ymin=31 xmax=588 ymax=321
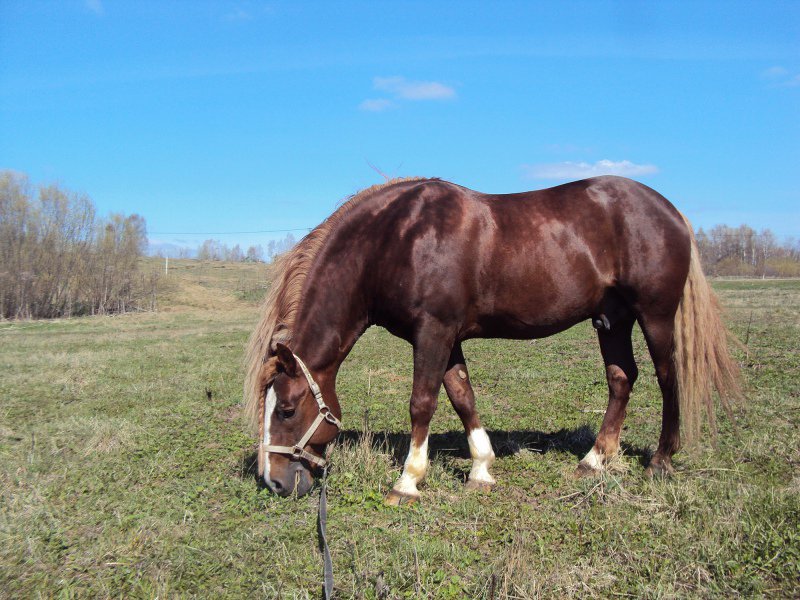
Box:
xmin=245 ymin=176 xmax=741 ymax=502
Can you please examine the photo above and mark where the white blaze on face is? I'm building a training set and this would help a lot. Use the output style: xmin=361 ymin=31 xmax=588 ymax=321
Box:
xmin=262 ymin=387 xmax=277 ymax=484
xmin=393 ymin=436 xmax=429 ymax=497
xmin=467 ymin=427 xmax=496 ymax=484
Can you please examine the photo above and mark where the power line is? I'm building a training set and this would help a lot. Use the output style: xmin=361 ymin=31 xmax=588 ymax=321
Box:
xmin=149 ymin=227 xmax=312 ymax=235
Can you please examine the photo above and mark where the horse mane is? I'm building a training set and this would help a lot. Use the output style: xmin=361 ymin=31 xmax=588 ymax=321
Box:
xmin=243 ymin=176 xmax=427 ymax=432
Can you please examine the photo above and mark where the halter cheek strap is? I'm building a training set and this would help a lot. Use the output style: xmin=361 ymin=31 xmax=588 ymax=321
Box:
xmin=262 ymin=353 xmax=341 ymax=467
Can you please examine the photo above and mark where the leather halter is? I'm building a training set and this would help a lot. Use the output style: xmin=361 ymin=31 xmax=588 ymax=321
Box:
xmin=262 ymin=353 xmax=341 ymax=467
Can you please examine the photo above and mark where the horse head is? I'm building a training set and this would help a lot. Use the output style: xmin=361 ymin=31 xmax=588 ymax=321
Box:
xmin=261 ymin=343 xmax=340 ymax=497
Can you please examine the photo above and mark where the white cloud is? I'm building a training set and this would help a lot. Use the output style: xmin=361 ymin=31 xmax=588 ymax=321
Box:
xmin=762 ymin=66 xmax=789 ymax=78
xmin=761 ymin=65 xmax=800 ymax=88
xmin=359 ymin=98 xmax=396 ymax=112
xmin=225 ymin=8 xmax=252 ymax=22
xmin=373 ymin=76 xmax=456 ymax=101
xmin=359 ymin=76 xmax=456 ymax=110
xmin=524 ymin=159 xmax=659 ymax=180
xmin=781 ymin=73 xmax=800 ymax=88
xmin=85 ymin=0 xmax=103 ymax=15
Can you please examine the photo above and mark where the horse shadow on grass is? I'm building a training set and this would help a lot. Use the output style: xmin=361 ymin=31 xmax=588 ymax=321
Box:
xmin=239 ymin=425 xmax=653 ymax=484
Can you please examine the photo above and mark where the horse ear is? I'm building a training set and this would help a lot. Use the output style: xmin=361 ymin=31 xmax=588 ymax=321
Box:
xmin=269 ymin=326 xmax=291 ymax=352
xmin=258 ymin=357 xmax=280 ymax=391
xmin=274 ymin=342 xmax=298 ymax=377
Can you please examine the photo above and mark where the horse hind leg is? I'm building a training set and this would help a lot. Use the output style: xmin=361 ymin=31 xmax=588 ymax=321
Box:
xmin=576 ymin=314 xmax=638 ymax=476
xmin=638 ymin=314 xmax=680 ymax=477
xmin=443 ymin=343 xmax=496 ymax=492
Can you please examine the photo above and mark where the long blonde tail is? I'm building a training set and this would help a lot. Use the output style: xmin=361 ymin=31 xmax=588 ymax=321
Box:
xmin=673 ymin=219 xmax=743 ymax=443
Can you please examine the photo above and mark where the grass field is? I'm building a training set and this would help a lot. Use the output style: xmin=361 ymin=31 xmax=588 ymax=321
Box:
xmin=1 ymin=265 xmax=798 ymax=599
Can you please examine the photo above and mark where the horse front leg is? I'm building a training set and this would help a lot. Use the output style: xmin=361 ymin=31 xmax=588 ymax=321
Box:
xmin=385 ymin=323 xmax=454 ymax=506
xmin=443 ymin=343 xmax=496 ymax=491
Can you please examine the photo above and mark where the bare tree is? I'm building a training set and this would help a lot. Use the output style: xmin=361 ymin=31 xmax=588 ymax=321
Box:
xmin=0 ymin=170 xmax=152 ymax=319
xmin=197 ymin=239 xmax=223 ymax=261
xmin=227 ymin=244 xmax=245 ymax=262
xmin=246 ymin=245 xmax=264 ymax=262
xmin=694 ymin=223 xmax=799 ymax=277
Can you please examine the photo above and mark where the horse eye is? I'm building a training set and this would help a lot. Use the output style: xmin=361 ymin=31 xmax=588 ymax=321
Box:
xmin=278 ymin=408 xmax=296 ymax=420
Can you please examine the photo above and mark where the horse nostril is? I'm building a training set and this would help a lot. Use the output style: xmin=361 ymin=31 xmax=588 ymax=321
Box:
xmin=268 ymin=478 xmax=292 ymax=497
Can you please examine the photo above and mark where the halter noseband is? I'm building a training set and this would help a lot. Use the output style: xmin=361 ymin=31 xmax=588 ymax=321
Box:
xmin=262 ymin=353 xmax=341 ymax=467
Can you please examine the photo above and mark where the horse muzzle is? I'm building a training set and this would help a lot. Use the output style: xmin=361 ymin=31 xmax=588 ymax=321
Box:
xmin=265 ymin=460 xmax=315 ymax=497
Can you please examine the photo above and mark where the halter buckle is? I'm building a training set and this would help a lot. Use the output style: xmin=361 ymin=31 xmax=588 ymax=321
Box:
xmin=322 ymin=408 xmax=339 ymax=425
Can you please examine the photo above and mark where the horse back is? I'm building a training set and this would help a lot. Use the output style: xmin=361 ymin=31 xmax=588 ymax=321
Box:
xmin=323 ymin=176 xmax=691 ymax=341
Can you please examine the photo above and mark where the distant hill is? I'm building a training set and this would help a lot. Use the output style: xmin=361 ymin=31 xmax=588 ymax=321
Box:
xmin=140 ymin=257 xmax=273 ymax=312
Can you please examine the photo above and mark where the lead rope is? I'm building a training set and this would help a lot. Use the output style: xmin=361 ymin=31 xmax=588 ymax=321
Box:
xmin=318 ymin=465 xmax=334 ymax=599
xmin=262 ymin=352 xmax=336 ymax=597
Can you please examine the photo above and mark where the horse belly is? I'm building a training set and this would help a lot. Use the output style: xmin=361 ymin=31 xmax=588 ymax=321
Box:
xmin=470 ymin=249 xmax=607 ymax=339
xmin=474 ymin=293 xmax=598 ymax=339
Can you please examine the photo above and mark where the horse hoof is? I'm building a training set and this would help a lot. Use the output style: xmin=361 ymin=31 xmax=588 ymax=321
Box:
xmin=573 ymin=462 xmax=602 ymax=479
xmin=645 ymin=460 xmax=675 ymax=479
xmin=385 ymin=490 xmax=419 ymax=506
xmin=465 ymin=479 xmax=494 ymax=493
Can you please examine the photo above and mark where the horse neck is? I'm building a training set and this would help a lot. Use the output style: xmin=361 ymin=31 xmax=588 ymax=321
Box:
xmin=289 ymin=268 xmax=368 ymax=388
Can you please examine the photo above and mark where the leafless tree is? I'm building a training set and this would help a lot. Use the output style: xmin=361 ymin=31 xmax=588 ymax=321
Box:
xmin=0 ymin=171 xmax=153 ymax=319
xmin=245 ymin=245 xmax=264 ymax=262
xmin=695 ymin=224 xmax=800 ymax=277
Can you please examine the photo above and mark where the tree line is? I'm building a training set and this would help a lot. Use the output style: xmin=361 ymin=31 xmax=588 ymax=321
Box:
xmin=0 ymin=171 xmax=155 ymax=319
xmin=195 ymin=234 xmax=298 ymax=262
xmin=156 ymin=233 xmax=298 ymax=262
xmin=695 ymin=224 xmax=800 ymax=277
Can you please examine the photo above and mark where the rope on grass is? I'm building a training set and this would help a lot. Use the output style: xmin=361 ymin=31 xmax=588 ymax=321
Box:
xmin=318 ymin=465 xmax=334 ymax=599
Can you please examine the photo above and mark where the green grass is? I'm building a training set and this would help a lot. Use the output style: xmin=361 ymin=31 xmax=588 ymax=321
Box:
xmin=1 ymin=268 xmax=798 ymax=598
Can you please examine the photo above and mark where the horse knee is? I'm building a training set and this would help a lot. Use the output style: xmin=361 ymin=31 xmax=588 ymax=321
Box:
xmin=409 ymin=395 xmax=437 ymax=424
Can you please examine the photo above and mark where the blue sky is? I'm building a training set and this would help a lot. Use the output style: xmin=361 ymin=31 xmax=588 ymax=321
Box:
xmin=1 ymin=1 xmax=798 ymax=253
